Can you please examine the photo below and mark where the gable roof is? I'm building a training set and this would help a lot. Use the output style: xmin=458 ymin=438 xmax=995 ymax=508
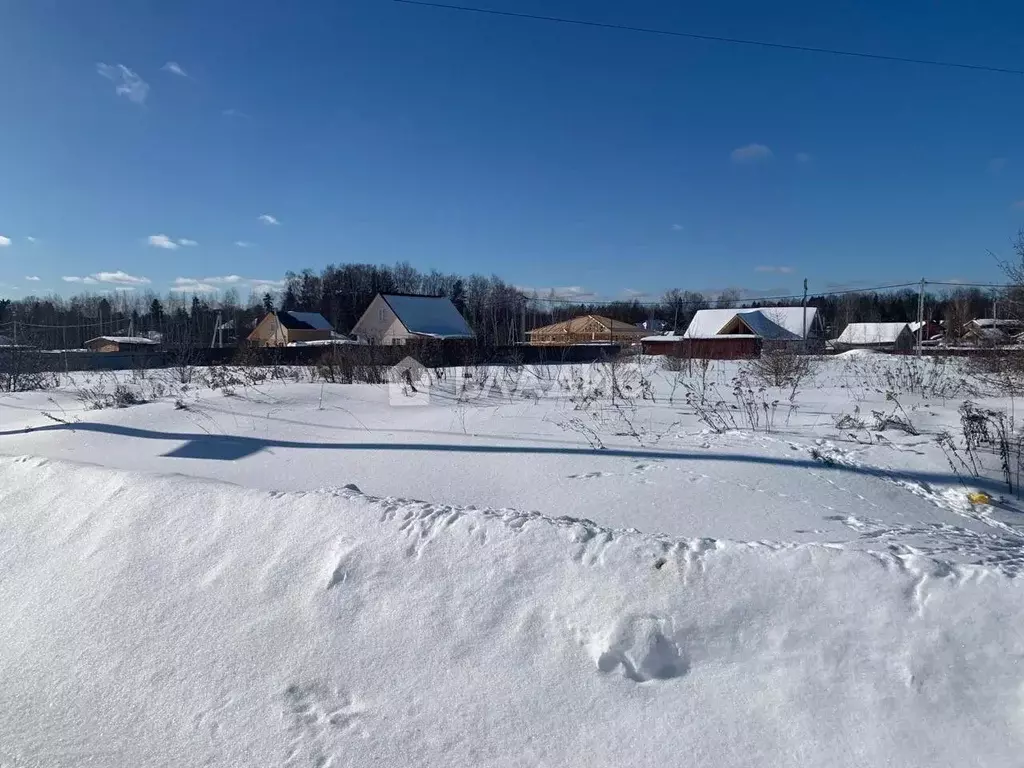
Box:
xmin=380 ymin=294 xmax=474 ymax=339
xmin=684 ymin=307 xmax=819 ymax=340
xmin=528 ymin=315 xmax=648 ymax=336
xmin=276 ymin=311 xmax=333 ymax=331
xmin=836 ymin=323 xmax=911 ymax=345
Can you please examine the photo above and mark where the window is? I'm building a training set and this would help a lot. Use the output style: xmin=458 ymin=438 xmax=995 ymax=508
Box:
xmin=378 ymin=307 xmax=386 ymax=322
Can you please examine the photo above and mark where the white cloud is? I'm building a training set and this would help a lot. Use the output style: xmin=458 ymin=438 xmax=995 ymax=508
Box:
xmin=796 ymin=152 xmax=812 ymax=164
xmin=172 ymin=275 xmax=283 ymax=293
xmin=249 ymin=278 xmax=285 ymax=288
xmin=162 ymin=61 xmax=188 ymax=77
xmin=25 ymin=236 xmax=36 ymax=244
xmin=730 ymin=143 xmax=774 ymax=163
xmin=170 ymin=278 xmax=218 ymax=294
xmin=0 ymin=235 xmax=10 ymax=247
xmin=258 ymin=214 xmax=280 ymax=226
xmin=671 ymin=224 xmax=683 ymax=231
xmin=755 ymin=266 xmax=794 ymax=274
xmin=622 ymin=288 xmax=649 ymax=298
xmin=222 ymin=108 xmax=250 ymax=118
xmin=93 ymin=270 xmax=151 ymax=286
xmin=148 ymin=234 xmax=179 ymax=250
xmin=234 ymin=240 xmax=254 ymax=248
xmin=515 ymin=285 xmax=597 ymax=301
xmin=63 ymin=271 xmax=149 ymax=286
xmin=25 ymin=276 xmax=40 ymax=281
xmin=1013 ymin=200 xmax=1024 ymax=211
xmin=96 ymin=63 xmax=149 ymax=104
xmin=177 ymin=238 xmax=198 ymax=247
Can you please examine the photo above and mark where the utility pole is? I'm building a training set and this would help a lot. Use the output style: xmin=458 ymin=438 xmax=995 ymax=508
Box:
xmin=801 ymin=279 xmax=808 ymax=351
xmin=673 ymin=300 xmax=680 ymax=334
xmin=917 ymin=278 xmax=926 ymax=356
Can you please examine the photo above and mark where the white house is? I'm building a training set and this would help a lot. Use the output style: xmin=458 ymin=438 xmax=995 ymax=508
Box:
xmin=351 ymin=294 xmax=475 ymax=345
xmin=834 ymin=322 xmax=915 ymax=352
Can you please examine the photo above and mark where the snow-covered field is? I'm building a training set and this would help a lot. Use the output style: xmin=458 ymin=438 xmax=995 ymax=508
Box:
xmin=2 ymin=354 xmax=1024 ymax=766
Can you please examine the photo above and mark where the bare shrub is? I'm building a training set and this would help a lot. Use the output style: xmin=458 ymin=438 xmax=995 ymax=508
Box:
xmin=314 ymin=347 xmax=387 ymax=385
xmin=745 ymin=346 xmax=814 ymax=388
xmin=938 ymin=401 xmax=1024 ymax=496
xmin=77 ymin=378 xmax=146 ymax=410
xmin=871 ymin=392 xmax=919 ymax=435
xmin=0 ymin=348 xmax=60 ymax=393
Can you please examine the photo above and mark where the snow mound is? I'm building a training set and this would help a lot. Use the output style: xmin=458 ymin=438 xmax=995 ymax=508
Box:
xmin=1 ymin=455 xmax=1023 ymax=767
xmin=836 ymin=347 xmax=881 ymax=358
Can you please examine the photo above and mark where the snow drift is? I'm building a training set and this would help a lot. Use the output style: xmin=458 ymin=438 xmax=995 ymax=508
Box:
xmin=1 ymin=455 xmax=1022 ymax=767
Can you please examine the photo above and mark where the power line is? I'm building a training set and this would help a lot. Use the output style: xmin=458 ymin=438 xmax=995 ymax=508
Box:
xmin=394 ymin=0 xmax=1024 ymax=76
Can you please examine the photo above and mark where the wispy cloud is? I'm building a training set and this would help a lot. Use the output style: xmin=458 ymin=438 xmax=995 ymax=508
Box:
xmin=622 ymin=288 xmax=649 ymax=299
xmin=25 ymin=276 xmax=40 ymax=281
xmin=671 ymin=223 xmax=684 ymax=231
xmin=0 ymin=235 xmax=10 ymax=247
xmin=515 ymin=285 xmax=597 ymax=301
xmin=222 ymin=108 xmax=250 ymax=118
xmin=161 ymin=61 xmax=188 ymax=77
xmin=172 ymin=275 xmax=283 ymax=293
xmin=96 ymin=63 xmax=149 ymax=104
xmin=989 ymin=157 xmax=1007 ymax=174
xmin=258 ymin=214 xmax=280 ymax=226
xmin=63 ymin=271 xmax=149 ymax=286
xmin=147 ymin=234 xmax=179 ymax=249
xmin=170 ymin=278 xmax=218 ymax=294
xmin=1013 ymin=200 xmax=1024 ymax=211
xmin=93 ymin=270 xmax=151 ymax=286
xmin=755 ymin=266 xmax=794 ymax=274
xmin=796 ymin=152 xmax=812 ymax=164
xmin=234 ymin=240 xmax=254 ymax=248
xmin=730 ymin=143 xmax=773 ymax=163
xmin=177 ymin=238 xmax=198 ymax=247
xmin=25 ymin=236 xmax=36 ymax=244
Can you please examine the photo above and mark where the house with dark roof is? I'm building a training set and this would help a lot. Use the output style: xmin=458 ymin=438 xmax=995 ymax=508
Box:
xmin=351 ymin=294 xmax=475 ymax=345
xmin=246 ymin=310 xmax=335 ymax=347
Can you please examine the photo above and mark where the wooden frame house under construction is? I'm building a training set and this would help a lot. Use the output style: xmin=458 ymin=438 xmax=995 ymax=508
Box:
xmin=526 ymin=315 xmax=648 ymax=346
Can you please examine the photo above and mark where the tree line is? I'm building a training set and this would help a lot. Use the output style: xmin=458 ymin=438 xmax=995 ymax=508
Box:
xmin=0 ymin=257 xmax=1014 ymax=350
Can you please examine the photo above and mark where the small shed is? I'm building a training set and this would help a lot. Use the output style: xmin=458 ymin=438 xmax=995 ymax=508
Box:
xmin=351 ymin=294 xmax=475 ymax=345
xmin=834 ymin=323 xmax=914 ymax=353
xmin=527 ymin=315 xmax=648 ymax=346
xmin=247 ymin=311 xmax=334 ymax=347
xmin=84 ymin=336 xmax=161 ymax=353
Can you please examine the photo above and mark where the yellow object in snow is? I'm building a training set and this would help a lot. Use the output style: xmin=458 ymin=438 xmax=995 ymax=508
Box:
xmin=968 ymin=492 xmax=992 ymax=505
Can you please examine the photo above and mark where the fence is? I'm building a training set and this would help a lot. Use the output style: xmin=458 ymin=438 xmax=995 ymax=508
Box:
xmin=3 ymin=342 xmax=625 ymax=374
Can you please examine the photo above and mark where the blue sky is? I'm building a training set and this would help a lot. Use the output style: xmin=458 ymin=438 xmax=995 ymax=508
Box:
xmin=1 ymin=0 xmax=1023 ymax=302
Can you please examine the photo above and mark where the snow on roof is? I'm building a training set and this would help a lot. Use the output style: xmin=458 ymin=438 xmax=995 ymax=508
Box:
xmin=85 ymin=336 xmax=160 ymax=345
xmin=683 ymin=307 xmax=818 ymax=340
xmin=277 ymin=311 xmax=333 ymax=331
xmin=835 ymin=323 xmax=910 ymax=345
xmin=641 ymin=332 xmax=683 ymax=342
xmin=969 ymin=318 xmax=1024 ymax=329
xmin=286 ymin=338 xmax=364 ymax=347
xmin=381 ymin=294 xmax=475 ymax=339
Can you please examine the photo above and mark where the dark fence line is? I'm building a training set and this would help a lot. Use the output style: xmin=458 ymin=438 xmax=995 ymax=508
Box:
xmin=9 ymin=343 xmax=624 ymax=373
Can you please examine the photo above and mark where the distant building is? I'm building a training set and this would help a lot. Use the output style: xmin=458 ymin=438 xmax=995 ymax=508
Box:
xmin=834 ymin=323 xmax=915 ymax=353
xmin=351 ymin=294 xmax=475 ymax=345
xmin=247 ymin=311 xmax=334 ymax=347
xmin=963 ymin=319 xmax=1024 ymax=346
xmin=84 ymin=336 xmax=161 ymax=353
xmin=678 ymin=307 xmax=824 ymax=358
xmin=526 ymin=315 xmax=647 ymax=346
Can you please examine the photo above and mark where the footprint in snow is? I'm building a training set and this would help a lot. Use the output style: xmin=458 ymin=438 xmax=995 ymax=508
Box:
xmin=568 ymin=471 xmax=613 ymax=480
